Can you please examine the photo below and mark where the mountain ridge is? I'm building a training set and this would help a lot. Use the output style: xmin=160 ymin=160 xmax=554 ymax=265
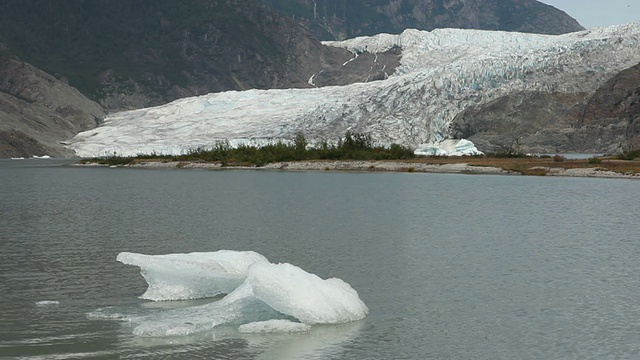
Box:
xmin=258 ymin=0 xmax=584 ymax=40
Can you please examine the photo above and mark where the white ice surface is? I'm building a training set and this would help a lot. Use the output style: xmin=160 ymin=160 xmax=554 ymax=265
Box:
xmin=238 ymin=320 xmax=312 ymax=333
xmin=35 ymin=300 xmax=60 ymax=306
xmin=415 ymin=139 xmax=482 ymax=156
xmin=68 ymin=23 xmax=640 ymax=157
xmin=116 ymin=250 xmax=267 ymax=301
xmin=112 ymin=250 xmax=368 ymax=337
xmin=248 ymin=262 xmax=369 ymax=325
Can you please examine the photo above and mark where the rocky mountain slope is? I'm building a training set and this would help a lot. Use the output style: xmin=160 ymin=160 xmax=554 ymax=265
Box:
xmin=259 ymin=0 xmax=584 ymax=40
xmin=0 ymin=57 xmax=104 ymax=158
xmin=579 ymin=62 xmax=640 ymax=152
xmin=67 ymin=25 xmax=640 ymax=157
xmin=451 ymin=62 xmax=640 ymax=154
xmin=0 ymin=0 xmax=364 ymax=111
xmin=0 ymin=0 xmax=401 ymax=156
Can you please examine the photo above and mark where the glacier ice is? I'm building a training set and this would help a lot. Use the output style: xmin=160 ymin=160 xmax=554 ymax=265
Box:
xmin=116 ymin=251 xmax=267 ymax=301
xmin=414 ymin=139 xmax=482 ymax=156
xmin=112 ymin=250 xmax=368 ymax=337
xmin=67 ymin=23 xmax=640 ymax=157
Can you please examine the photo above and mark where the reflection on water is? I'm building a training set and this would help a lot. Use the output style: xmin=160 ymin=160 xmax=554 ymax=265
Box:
xmin=123 ymin=321 xmax=363 ymax=360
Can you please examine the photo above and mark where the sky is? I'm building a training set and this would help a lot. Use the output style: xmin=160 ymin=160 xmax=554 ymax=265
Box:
xmin=540 ymin=0 xmax=640 ymax=28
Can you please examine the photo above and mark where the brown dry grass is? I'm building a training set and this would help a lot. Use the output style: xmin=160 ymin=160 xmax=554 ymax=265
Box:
xmin=403 ymin=156 xmax=640 ymax=175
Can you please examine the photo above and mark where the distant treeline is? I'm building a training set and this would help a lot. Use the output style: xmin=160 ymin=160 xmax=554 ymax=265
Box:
xmin=88 ymin=132 xmax=416 ymax=166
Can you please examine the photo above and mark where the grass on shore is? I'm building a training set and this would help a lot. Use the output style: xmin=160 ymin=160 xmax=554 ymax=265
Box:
xmin=79 ymin=133 xmax=640 ymax=176
xmin=80 ymin=132 xmax=416 ymax=166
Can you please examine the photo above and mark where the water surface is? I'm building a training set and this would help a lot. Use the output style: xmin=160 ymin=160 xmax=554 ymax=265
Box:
xmin=1 ymin=159 xmax=639 ymax=359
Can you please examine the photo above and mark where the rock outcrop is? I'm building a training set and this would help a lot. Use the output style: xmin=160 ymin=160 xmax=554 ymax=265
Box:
xmin=577 ymin=62 xmax=640 ymax=152
xmin=0 ymin=0 xmax=373 ymax=111
xmin=451 ymin=62 xmax=640 ymax=154
xmin=0 ymin=57 xmax=104 ymax=157
xmin=259 ymin=0 xmax=584 ymax=40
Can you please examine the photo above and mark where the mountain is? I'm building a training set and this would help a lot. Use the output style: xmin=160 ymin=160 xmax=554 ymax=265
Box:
xmin=0 ymin=57 xmax=104 ymax=158
xmin=258 ymin=0 xmax=584 ymax=40
xmin=67 ymin=24 xmax=640 ymax=157
xmin=0 ymin=0 xmax=402 ymax=156
xmin=0 ymin=0 xmax=361 ymax=111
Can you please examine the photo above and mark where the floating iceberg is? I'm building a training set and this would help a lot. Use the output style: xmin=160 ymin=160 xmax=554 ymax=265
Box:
xmin=415 ymin=139 xmax=483 ymax=156
xmin=68 ymin=23 xmax=640 ymax=158
xmin=113 ymin=250 xmax=368 ymax=337
xmin=116 ymin=251 xmax=267 ymax=301
xmin=35 ymin=300 xmax=60 ymax=306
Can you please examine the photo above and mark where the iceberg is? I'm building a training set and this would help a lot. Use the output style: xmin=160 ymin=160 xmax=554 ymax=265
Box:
xmin=67 ymin=23 xmax=640 ymax=157
xmin=111 ymin=250 xmax=368 ymax=337
xmin=116 ymin=251 xmax=267 ymax=301
xmin=414 ymin=139 xmax=483 ymax=156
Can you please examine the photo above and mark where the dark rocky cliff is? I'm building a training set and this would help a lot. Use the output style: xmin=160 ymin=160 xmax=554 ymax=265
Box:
xmin=259 ymin=0 xmax=584 ymax=40
xmin=0 ymin=57 xmax=104 ymax=158
xmin=0 ymin=0 xmax=399 ymax=156
xmin=451 ymin=63 xmax=640 ymax=154
xmin=577 ymin=62 xmax=640 ymax=152
xmin=0 ymin=0 xmax=361 ymax=111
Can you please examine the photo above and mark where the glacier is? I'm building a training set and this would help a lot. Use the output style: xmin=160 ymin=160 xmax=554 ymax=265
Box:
xmin=67 ymin=23 xmax=640 ymax=157
xmin=109 ymin=250 xmax=368 ymax=337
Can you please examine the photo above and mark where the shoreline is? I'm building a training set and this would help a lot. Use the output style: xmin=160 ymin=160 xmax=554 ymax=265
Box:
xmin=75 ymin=159 xmax=640 ymax=180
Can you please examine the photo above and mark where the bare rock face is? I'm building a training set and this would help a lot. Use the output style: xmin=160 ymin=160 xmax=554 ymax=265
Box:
xmin=310 ymin=47 xmax=401 ymax=87
xmin=451 ymin=63 xmax=640 ymax=154
xmin=576 ymin=63 xmax=640 ymax=151
xmin=0 ymin=57 xmax=105 ymax=158
xmin=259 ymin=0 xmax=584 ymax=41
xmin=0 ymin=0 xmax=367 ymax=111
xmin=451 ymin=91 xmax=589 ymax=154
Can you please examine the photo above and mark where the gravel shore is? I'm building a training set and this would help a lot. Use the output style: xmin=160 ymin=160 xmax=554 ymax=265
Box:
xmin=100 ymin=160 xmax=640 ymax=179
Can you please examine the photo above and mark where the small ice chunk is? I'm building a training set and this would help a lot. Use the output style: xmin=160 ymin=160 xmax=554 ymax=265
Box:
xmin=35 ymin=300 xmax=60 ymax=306
xmin=238 ymin=320 xmax=311 ymax=333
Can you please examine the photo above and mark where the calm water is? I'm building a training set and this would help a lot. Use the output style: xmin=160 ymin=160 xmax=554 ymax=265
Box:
xmin=1 ymin=159 xmax=639 ymax=359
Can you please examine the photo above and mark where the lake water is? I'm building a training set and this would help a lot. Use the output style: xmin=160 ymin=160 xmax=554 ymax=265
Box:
xmin=1 ymin=159 xmax=639 ymax=359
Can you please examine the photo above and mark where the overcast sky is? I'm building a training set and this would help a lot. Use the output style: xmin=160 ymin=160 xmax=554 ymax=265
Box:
xmin=540 ymin=0 xmax=639 ymax=28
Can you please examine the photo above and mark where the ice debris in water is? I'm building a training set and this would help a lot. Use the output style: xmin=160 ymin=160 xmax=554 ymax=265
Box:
xmin=35 ymin=300 xmax=60 ymax=306
xmin=115 ymin=250 xmax=368 ymax=337
xmin=238 ymin=320 xmax=312 ymax=333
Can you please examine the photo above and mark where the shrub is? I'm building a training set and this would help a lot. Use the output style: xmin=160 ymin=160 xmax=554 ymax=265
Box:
xmin=618 ymin=138 xmax=640 ymax=160
xmin=83 ymin=132 xmax=416 ymax=166
xmin=619 ymin=149 xmax=640 ymax=160
xmin=553 ymin=154 xmax=566 ymax=162
xmin=588 ymin=157 xmax=602 ymax=165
